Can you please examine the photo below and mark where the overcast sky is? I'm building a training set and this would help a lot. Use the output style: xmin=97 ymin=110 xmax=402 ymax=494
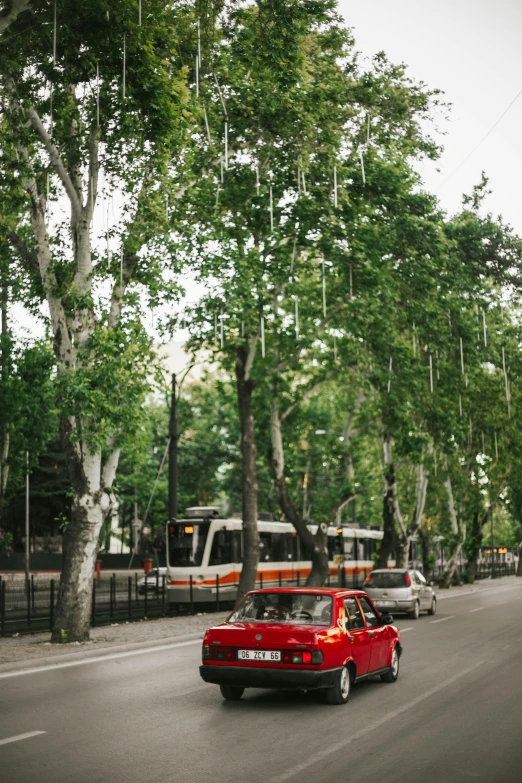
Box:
xmin=339 ymin=0 xmax=522 ymax=234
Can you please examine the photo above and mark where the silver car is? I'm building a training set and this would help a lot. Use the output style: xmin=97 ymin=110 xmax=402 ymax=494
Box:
xmin=138 ymin=567 xmax=167 ymax=595
xmin=363 ymin=568 xmax=436 ymax=619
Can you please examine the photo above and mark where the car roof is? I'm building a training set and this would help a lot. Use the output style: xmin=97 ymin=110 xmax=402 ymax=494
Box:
xmin=246 ymin=587 xmax=366 ymax=598
xmin=370 ymin=568 xmax=409 ymax=573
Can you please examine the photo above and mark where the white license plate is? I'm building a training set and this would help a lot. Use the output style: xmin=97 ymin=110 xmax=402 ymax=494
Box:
xmin=238 ymin=649 xmax=281 ymax=661
xmin=379 ymin=601 xmax=395 ymax=607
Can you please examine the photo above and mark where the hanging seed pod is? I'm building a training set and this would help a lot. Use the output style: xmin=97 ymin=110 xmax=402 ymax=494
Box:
xmin=359 ymin=148 xmax=366 ymax=184
xmin=123 ymin=33 xmax=126 ymax=101
xmin=322 ymin=256 xmax=326 ymax=317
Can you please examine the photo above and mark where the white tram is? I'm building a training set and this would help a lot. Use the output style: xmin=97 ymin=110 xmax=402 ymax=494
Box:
xmin=166 ymin=507 xmax=385 ymax=608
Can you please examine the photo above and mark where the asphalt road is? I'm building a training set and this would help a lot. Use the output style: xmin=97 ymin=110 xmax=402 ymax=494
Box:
xmin=1 ymin=581 xmax=522 ymax=783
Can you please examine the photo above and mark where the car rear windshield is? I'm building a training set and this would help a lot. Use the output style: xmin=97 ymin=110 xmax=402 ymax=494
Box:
xmin=229 ymin=593 xmax=333 ymax=625
xmin=366 ymin=572 xmax=409 ymax=588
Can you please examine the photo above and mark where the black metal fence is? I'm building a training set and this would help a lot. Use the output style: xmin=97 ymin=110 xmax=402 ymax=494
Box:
xmin=0 ymin=573 xmax=167 ymax=637
xmin=425 ymin=561 xmax=517 ymax=584
xmin=1 ymin=560 xmax=517 ymax=636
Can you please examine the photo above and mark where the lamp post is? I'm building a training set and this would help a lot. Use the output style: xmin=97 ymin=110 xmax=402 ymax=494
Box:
xmin=168 ymin=373 xmax=178 ymax=525
xmin=25 ymin=451 xmax=30 ymax=583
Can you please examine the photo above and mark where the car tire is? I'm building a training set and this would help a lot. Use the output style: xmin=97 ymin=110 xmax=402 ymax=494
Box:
xmin=326 ymin=666 xmax=351 ymax=705
xmin=427 ymin=597 xmax=436 ymax=616
xmin=219 ymin=685 xmax=244 ymax=701
xmin=381 ymin=647 xmax=400 ymax=683
xmin=409 ymin=601 xmax=420 ymax=620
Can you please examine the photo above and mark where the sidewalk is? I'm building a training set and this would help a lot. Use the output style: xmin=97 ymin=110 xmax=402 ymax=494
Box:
xmin=0 ymin=612 xmax=228 ymax=673
xmin=0 ymin=575 xmax=519 ymax=675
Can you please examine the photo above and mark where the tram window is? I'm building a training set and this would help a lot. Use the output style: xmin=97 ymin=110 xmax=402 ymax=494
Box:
xmin=209 ymin=529 xmax=233 ymax=566
xmin=169 ymin=522 xmax=209 ymax=567
xmin=231 ymin=531 xmax=242 ymax=563
xmin=363 ymin=539 xmax=376 ymax=560
xmin=259 ymin=532 xmax=273 ymax=562
xmin=344 ymin=539 xmax=354 ymax=559
xmin=271 ymin=532 xmax=288 ymax=562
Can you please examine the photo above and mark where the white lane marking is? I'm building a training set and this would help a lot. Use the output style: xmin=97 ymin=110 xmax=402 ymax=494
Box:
xmin=495 ymin=601 xmax=508 ymax=606
xmin=271 ymin=660 xmax=485 ymax=783
xmin=399 ymin=627 xmax=414 ymax=633
xmin=436 ymin=584 xmax=522 ymax=601
xmin=0 ymin=638 xmax=203 ymax=680
xmin=0 ymin=731 xmax=46 ymax=747
xmin=502 ymin=644 xmax=512 ymax=650
xmin=470 ymin=607 xmax=485 ymax=613
xmin=436 ymin=589 xmax=479 ymax=600
xmin=430 ymin=616 xmax=455 ymax=624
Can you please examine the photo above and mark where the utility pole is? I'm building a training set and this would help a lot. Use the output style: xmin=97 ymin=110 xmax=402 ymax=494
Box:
xmin=168 ymin=373 xmax=178 ymax=524
xmin=25 ymin=451 xmax=30 ymax=582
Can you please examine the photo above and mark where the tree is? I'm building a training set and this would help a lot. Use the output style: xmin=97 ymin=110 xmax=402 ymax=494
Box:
xmin=174 ymin=1 xmax=445 ymax=591
xmin=0 ymin=0 xmax=200 ymax=640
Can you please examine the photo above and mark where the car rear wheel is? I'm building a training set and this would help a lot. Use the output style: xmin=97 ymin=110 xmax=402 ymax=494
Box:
xmin=427 ymin=597 xmax=436 ymax=615
xmin=325 ymin=666 xmax=351 ymax=705
xmin=409 ymin=601 xmax=420 ymax=620
xmin=219 ymin=684 xmax=244 ymax=700
xmin=381 ymin=648 xmax=399 ymax=683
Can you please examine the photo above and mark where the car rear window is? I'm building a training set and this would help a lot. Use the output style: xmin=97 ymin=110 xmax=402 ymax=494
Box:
xmin=365 ymin=572 xmax=408 ymax=588
xmin=229 ymin=593 xmax=333 ymax=625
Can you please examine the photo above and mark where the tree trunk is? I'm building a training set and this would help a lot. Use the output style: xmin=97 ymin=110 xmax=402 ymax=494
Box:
xmin=235 ymin=348 xmax=260 ymax=602
xmin=376 ymin=451 xmax=396 ymax=569
xmin=440 ymin=541 xmax=463 ymax=589
xmin=395 ymin=535 xmax=410 ymax=569
xmin=465 ymin=512 xmax=482 ymax=584
xmin=0 ymin=280 xmax=9 ymax=519
xmin=51 ymin=448 xmax=107 ymax=642
xmin=270 ymin=396 xmax=329 ymax=585
xmin=418 ymin=527 xmax=431 ymax=578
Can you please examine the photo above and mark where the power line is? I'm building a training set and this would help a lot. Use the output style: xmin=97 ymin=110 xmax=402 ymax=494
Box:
xmin=439 ymin=84 xmax=522 ymax=188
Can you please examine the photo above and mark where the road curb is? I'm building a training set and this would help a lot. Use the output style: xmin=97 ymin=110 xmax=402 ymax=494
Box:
xmin=0 ymin=631 xmax=206 ymax=675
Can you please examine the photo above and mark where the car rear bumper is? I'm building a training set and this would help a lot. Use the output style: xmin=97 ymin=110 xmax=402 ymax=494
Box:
xmin=374 ymin=600 xmax=416 ymax=613
xmin=200 ymin=664 xmax=341 ymax=691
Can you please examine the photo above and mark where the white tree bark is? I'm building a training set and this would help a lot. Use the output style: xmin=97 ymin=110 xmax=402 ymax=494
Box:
xmin=0 ymin=0 xmax=31 ymax=33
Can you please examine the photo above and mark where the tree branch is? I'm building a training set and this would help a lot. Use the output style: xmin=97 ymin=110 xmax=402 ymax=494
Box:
xmin=244 ymin=334 xmax=258 ymax=381
xmin=7 ymin=230 xmax=39 ymax=276
xmin=281 ymin=369 xmax=337 ymax=422
xmin=0 ymin=0 xmax=31 ymax=33
xmin=327 ymin=493 xmax=356 ymax=525
xmin=25 ymin=106 xmax=83 ymax=216
xmin=85 ymin=123 xmax=100 ymax=223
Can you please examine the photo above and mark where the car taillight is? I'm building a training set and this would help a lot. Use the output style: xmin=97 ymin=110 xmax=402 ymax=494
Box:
xmin=364 ymin=574 xmax=371 ymax=583
xmin=404 ymin=574 xmax=411 ymax=586
xmin=282 ymin=650 xmax=323 ymax=665
xmin=202 ymin=646 xmax=236 ymax=662
xmin=202 ymin=645 xmax=210 ymax=659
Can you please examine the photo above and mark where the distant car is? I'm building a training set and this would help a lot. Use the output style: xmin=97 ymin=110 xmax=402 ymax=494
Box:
xmin=199 ymin=587 xmax=402 ymax=705
xmin=138 ymin=567 xmax=167 ymax=595
xmin=363 ymin=568 xmax=436 ymax=619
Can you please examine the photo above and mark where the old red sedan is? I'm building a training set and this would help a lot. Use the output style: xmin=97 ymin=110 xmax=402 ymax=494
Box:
xmin=199 ymin=587 xmax=402 ymax=705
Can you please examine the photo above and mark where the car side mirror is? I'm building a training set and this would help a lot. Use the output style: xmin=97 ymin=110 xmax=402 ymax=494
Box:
xmin=381 ymin=613 xmax=394 ymax=625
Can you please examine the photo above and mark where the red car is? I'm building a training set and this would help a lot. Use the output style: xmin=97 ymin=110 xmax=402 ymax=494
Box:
xmin=199 ymin=587 xmax=402 ymax=705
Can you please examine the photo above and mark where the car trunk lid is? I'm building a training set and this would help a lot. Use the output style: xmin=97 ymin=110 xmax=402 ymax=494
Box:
xmin=206 ymin=622 xmax=318 ymax=648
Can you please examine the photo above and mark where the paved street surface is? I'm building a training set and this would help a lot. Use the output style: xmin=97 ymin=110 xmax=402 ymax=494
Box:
xmin=1 ymin=581 xmax=521 ymax=783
